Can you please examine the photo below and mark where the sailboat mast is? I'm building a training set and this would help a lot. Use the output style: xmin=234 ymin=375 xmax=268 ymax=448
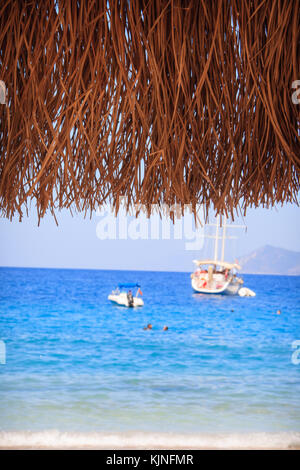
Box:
xmin=214 ymin=215 xmax=220 ymax=262
xmin=221 ymin=218 xmax=227 ymax=262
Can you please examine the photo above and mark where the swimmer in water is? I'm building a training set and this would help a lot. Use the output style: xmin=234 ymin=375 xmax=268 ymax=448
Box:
xmin=143 ymin=323 xmax=153 ymax=330
xmin=163 ymin=326 xmax=168 ymax=331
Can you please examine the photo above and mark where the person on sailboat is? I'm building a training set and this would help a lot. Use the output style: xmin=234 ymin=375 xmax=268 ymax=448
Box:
xmin=208 ymin=265 xmax=214 ymax=288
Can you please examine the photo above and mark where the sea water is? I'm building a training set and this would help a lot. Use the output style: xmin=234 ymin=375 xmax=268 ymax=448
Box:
xmin=0 ymin=267 xmax=299 ymax=448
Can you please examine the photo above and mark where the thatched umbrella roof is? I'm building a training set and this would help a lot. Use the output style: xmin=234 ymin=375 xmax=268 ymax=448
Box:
xmin=0 ymin=0 xmax=299 ymax=222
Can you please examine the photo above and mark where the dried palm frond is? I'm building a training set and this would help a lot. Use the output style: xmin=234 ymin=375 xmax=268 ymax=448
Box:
xmin=0 ymin=0 xmax=299 ymax=222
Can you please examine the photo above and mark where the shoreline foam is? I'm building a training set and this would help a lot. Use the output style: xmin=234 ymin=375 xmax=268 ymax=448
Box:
xmin=0 ymin=430 xmax=299 ymax=450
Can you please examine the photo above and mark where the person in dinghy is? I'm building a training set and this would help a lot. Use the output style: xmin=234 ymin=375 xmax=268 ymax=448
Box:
xmin=127 ymin=290 xmax=134 ymax=307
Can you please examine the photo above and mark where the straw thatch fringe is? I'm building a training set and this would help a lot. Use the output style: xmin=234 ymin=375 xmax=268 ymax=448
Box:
xmin=0 ymin=0 xmax=299 ymax=222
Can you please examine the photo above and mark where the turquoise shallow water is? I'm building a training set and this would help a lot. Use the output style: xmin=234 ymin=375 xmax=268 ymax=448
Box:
xmin=0 ymin=267 xmax=300 ymax=439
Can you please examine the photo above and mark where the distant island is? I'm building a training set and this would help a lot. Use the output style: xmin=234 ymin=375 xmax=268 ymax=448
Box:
xmin=238 ymin=245 xmax=300 ymax=275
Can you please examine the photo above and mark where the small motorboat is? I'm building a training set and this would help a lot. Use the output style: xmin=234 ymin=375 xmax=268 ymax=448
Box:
xmin=108 ymin=283 xmax=144 ymax=307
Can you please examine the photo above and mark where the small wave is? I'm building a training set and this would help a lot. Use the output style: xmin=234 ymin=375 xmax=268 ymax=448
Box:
xmin=0 ymin=430 xmax=299 ymax=449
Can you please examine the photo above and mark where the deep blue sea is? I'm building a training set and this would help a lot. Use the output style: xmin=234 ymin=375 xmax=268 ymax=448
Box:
xmin=0 ymin=267 xmax=300 ymax=448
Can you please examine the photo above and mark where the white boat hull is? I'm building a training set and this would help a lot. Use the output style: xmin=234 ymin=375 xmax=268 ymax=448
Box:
xmin=191 ymin=276 xmax=241 ymax=295
xmin=108 ymin=292 xmax=144 ymax=307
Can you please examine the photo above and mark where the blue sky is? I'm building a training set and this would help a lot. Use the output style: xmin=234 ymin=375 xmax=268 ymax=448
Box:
xmin=0 ymin=202 xmax=299 ymax=272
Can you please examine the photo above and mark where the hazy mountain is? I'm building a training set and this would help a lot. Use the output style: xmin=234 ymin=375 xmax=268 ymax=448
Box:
xmin=238 ymin=245 xmax=300 ymax=275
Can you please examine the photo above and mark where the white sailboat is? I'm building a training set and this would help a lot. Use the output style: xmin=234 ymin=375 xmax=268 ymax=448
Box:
xmin=191 ymin=217 xmax=244 ymax=295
